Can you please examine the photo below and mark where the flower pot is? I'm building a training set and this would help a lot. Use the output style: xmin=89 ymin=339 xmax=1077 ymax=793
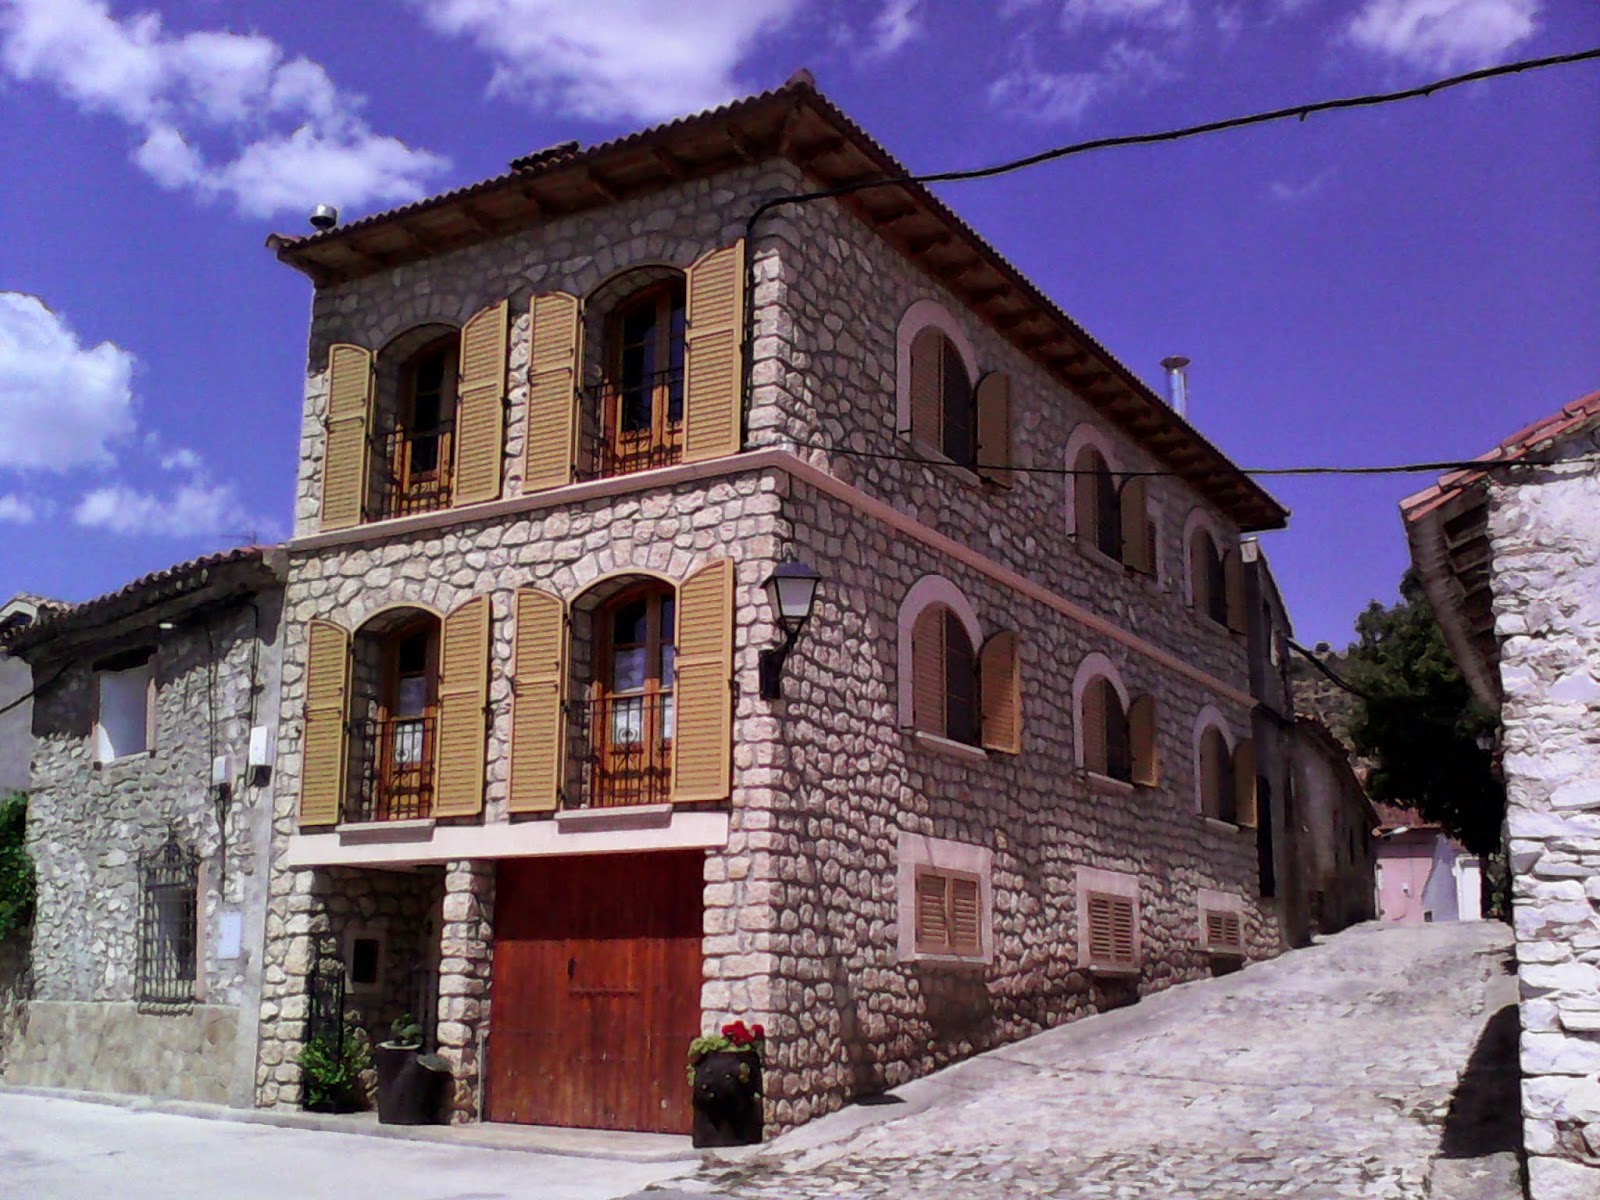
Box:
xmin=690 ymin=1050 xmax=763 ymax=1147
xmin=376 ymin=1044 xmax=450 ymax=1125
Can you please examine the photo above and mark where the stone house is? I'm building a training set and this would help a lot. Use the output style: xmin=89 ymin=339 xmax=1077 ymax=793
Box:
xmin=259 ymin=77 xmax=1297 ymax=1134
xmin=0 ymin=547 xmax=286 ymax=1106
xmin=1403 ymin=388 xmax=1600 ymax=1200
xmin=1288 ymin=715 xmax=1378 ymax=935
xmin=0 ymin=593 xmax=65 ymax=794
xmin=1371 ymin=803 xmax=1479 ymax=925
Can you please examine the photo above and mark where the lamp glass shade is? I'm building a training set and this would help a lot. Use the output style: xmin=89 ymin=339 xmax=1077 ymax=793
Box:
xmin=764 ymin=562 xmax=821 ymax=632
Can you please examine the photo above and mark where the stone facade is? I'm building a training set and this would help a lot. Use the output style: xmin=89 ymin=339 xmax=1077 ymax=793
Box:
xmin=1489 ymin=446 xmax=1600 ymax=1199
xmin=261 ymin=102 xmax=1292 ymax=1134
xmin=4 ymin=570 xmax=284 ymax=1107
xmin=1287 ymin=718 xmax=1378 ymax=936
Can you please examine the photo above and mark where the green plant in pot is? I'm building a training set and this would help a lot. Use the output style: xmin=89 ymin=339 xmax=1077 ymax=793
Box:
xmin=687 ymin=1020 xmax=765 ymax=1147
xmin=298 ymin=1014 xmax=372 ymax=1114
xmin=375 ymin=1013 xmax=451 ymax=1125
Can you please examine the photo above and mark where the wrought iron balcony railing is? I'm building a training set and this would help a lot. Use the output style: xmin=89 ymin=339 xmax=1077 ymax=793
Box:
xmin=577 ymin=369 xmax=683 ymax=481
xmin=370 ymin=423 xmax=454 ymax=519
xmin=574 ymin=692 xmax=674 ymax=808
xmin=347 ymin=715 xmax=437 ymax=823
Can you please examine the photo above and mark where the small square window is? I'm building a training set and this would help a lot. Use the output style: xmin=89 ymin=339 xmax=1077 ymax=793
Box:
xmin=343 ymin=928 xmax=387 ymax=995
xmin=95 ymin=653 xmax=153 ymax=763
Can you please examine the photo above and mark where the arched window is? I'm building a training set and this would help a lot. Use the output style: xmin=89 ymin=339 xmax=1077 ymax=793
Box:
xmin=356 ymin=610 xmax=441 ymax=822
xmin=909 ymin=327 xmax=976 ymax=467
xmin=1074 ymin=655 xmax=1157 ymax=785
xmin=1197 ymin=720 xmax=1234 ymax=821
xmin=1189 ymin=527 xmax=1228 ymax=625
xmin=381 ymin=334 xmax=457 ymax=518
xmin=599 ymin=280 xmax=687 ymax=477
xmin=912 ymin=603 xmax=979 ymax=745
xmin=590 ymin=582 xmax=676 ymax=806
xmin=1073 ymin=445 xmax=1121 ymax=559
xmin=899 ymin=577 xmax=1021 ymax=753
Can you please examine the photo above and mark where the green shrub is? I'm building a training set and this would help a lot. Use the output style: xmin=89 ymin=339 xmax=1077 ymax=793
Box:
xmin=298 ymin=1017 xmax=373 ymax=1111
xmin=0 ymin=793 xmax=34 ymax=942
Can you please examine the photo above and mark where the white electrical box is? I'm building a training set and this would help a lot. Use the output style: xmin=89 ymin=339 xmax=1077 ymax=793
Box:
xmin=211 ymin=753 xmax=232 ymax=786
xmin=248 ymin=725 xmax=275 ymax=769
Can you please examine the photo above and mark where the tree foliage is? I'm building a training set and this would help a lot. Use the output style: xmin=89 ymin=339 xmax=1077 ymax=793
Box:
xmin=0 ymin=791 xmax=35 ymax=941
xmin=1346 ymin=570 xmax=1504 ymax=854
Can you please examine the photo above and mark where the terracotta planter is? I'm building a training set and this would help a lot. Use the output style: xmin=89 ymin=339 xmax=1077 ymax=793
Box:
xmin=690 ymin=1050 xmax=763 ymax=1147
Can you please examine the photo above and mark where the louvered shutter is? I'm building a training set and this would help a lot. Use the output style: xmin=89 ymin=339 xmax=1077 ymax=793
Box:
xmin=975 ymin=371 xmax=1012 ymax=487
xmin=508 ymin=587 xmax=566 ymax=813
xmin=525 ymin=292 xmax=582 ymax=492
xmin=671 ymin=559 xmax=734 ymax=802
xmin=1073 ymin=446 xmax=1099 ymax=542
xmin=299 ymin=620 xmax=350 ymax=827
xmin=1087 ymin=894 xmax=1115 ymax=964
xmin=1121 ymin=477 xmax=1151 ymax=573
xmin=1233 ymin=740 xmax=1258 ymax=828
xmin=949 ymin=876 xmax=982 ymax=956
xmin=1189 ymin=530 xmax=1209 ymax=613
xmin=321 ymin=344 xmax=373 ymax=530
xmin=434 ymin=596 xmax=490 ymax=817
xmin=454 ymin=300 xmax=508 ymax=505
xmin=908 ymin=327 xmax=942 ymax=444
xmin=979 ymin=630 xmax=1021 ymax=754
xmin=1129 ymin=693 xmax=1159 ymax=787
xmin=682 ymin=241 xmax=744 ymax=463
xmin=1110 ymin=897 xmax=1137 ymax=966
xmin=910 ymin=604 xmax=946 ymax=735
xmin=1225 ymin=548 xmax=1247 ymax=632
xmin=915 ymin=872 xmax=949 ymax=954
xmin=1081 ymin=677 xmax=1107 ymax=774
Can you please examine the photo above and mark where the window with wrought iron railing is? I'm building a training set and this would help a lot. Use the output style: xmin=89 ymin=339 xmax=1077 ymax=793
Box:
xmin=579 ymin=368 xmax=683 ymax=481
xmin=137 ymin=836 xmax=198 ymax=1006
xmin=347 ymin=714 xmax=437 ymax=822
xmin=370 ymin=421 xmax=455 ymax=519
xmin=575 ymin=691 xmax=674 ymax=807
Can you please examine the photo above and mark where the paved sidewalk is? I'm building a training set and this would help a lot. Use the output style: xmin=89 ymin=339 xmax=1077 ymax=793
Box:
xmin=662 ymin=922 xmax=1522 ymax=1200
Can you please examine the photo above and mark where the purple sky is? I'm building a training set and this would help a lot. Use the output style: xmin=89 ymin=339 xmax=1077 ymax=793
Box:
xmin=1 ymin=0 xmax=1595 ymax=646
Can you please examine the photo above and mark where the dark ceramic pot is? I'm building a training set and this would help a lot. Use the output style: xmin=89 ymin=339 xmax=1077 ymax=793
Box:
xmin=690 ymin=1049 xmax=763 ymax=1147
xmin=376 ymin=1044 xmax=450 ymax=1125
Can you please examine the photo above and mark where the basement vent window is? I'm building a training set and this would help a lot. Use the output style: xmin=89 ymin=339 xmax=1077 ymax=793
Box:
xmin=914 ymin=868 xmax=984 ymax=959
xmin=1085 ymin=893 xmax=1138 ymax=971
xmin=1203 ymin=909 xmax=1245 ymax=956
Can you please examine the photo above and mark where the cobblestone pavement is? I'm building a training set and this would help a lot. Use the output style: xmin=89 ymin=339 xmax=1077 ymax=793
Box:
xmin=656 ymin=922 xmax=1520 ymax=1200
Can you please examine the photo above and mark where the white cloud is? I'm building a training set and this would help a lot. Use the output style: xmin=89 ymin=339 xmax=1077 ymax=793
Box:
xmin=0 ymin=292 xmax=136 ymax=472
xmin=989 ymin=40 xmax=1172 ymax=123
xmin=73 ymin=472 xmax=255 ymax=538
xmin=0 ymin=0 xmax=448 ymax=218
xmin=1060 ymin=0 xmax=1191 ymax=30
xmin=866 ymin=0 xmax=921 ymax=57
xmin=0 ymin=495 xmax=37 ymax=524
xmin=1347 ymin=0 xmax=1540 ymax=71
xmin=1270 ymin=166 xmax=1336 ymax=201
xmin=412 ymin=0 xmax=801 ymax=122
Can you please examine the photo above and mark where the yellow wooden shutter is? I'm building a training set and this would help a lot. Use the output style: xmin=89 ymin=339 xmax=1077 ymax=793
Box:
xmin=915 ymin=872 xmax=949 ymax=954
xmin=682 ymin=241 xmax=744 ymax=463
xmin=1073 ymin=445 xmax=1100 ymax=542
xmin=508 ymin=587 xmax=566 ymax=813
xmin=910 ymin=604 xmax=946 ymax=735
xmin=525 ymin=292 xmax=581 ymax=492
xmin=671 ymin=558 xmax=734 ymax=802
xmin=1121 ymin=476 xmax=1151 ymax=573
xmin=434 ymin=596 xmax=490 ymax=818
xmin=1082 ymin=677 xmax=1107 ymax=774
xmin=975 ymin=371 xmax=1013 ymax=487
xmin=299 ymin=619 xmax=350 ymax=827
xmin=454 ymin=300 xmax=508 ymax=505
xmin=1234 ymin=739 xmax=1258 ymax=828
xmin=1189 ymin=530 xmax=1209 ymax=613
xmin=1225 ymin=548 xmax=1247 ymax=632
xmin=1129 ymin=693 xmax=1159 ymax=787
xmin=1110 ymin=897 xmax=1136 ymax=966
xmin=949 ymin=876 xmax=982 ymax=956
xmin=979 ymin=629 xmax=1021 ymax=754
xmin=908 ymin=327 xmax=941 ymax=445
xmin=321 ymin=344 xmax=373 ymax=530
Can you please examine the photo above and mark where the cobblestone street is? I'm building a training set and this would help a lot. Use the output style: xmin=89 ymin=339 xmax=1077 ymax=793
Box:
xmin=658 ymin=923 xmax=1521 ymax=1200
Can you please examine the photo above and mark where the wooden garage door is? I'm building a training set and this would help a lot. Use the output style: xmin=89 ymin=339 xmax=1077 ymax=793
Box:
xmin=487 ymin=852 xmax=704 ymax=1132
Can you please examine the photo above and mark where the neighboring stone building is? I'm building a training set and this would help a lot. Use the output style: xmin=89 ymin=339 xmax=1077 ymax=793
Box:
xmin=0 ymin=594 xmax=67 ymax=794
xmin=0 ymin=548 xmax=286 ymax=1106
xmin=1288 ymin=715 xmax=1378 ymax=936
xmin=1403 ymin=388 xmax=1600 ymax=1200
xmin=258 ymin=78 xmax=1299 ymax=1134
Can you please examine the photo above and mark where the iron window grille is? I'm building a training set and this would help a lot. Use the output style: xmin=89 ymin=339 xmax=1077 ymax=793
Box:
xmin=136 ymin=835 xmax=198 ymax=1007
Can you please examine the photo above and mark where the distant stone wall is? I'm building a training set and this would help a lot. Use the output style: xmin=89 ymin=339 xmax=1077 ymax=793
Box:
xmin=1491 ymin=446 xmax=1600 ymax=1200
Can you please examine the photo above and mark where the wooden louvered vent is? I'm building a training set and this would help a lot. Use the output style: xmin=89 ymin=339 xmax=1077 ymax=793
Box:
xmin=1086 ymin=892 xmax=1137 ymax=971
xmin=914 ymin=870 xmax=983 ymax=957
xmin=1204 ymin=909 xmax=1244 ymax=956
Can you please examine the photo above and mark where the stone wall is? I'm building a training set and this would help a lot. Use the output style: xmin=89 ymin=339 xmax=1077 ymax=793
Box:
xmin=1288 ymin=724 xmax=1376 ymax=936
xmin=0 ymin=928 xmax=28 ymax=1074
xmin=12 ymin=591 xmax=283 ymax=1104
xmin=1490 ymin=448 xmax=1600 ymax=1199
xmin=0 ymin=653 xmax=30 ymax=794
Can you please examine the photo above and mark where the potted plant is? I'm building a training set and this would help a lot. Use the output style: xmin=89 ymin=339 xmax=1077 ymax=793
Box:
xmin=375 ymin=1013 xmax=451 ymax=1125
xmin=687 ymin=1020 xmax=765 ymax=1147
xmin=298 ymin=1015 xmax=373 ymax=1114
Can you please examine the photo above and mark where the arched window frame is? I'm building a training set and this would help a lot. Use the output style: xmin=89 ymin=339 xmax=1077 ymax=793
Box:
xmin=1064 ymin=426 xmax=1157 ymax=576
xmin=897 ymin=575 xmax=984 ymax=749
xmin=1062 ymin=425 xmax=1122 ymax=544
xmin=896 ymin=301 xmax=980 ymax=466
xmin=1183 ymin=508 xmax=1245 ymax=629
xmin=1193 ymin=705 xmax=1237 ymax=821
xmin=1072 ymin=653 xmax=1130 ymax=782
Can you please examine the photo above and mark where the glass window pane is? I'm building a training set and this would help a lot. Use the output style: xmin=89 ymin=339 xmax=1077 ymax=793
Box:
xmin=612 ymin=646 xmax=647 ymax=693
xmin=611 ymin=695 xmax=644 ymax=744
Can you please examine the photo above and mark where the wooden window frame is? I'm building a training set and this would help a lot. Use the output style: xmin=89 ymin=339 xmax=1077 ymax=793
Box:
xmin=897 ymin=832 xmax=993 ymax=966
xmin=387 ymin=335 xmax=458 ymax=516
xmin=93 ymin=648 xmax=156 ymax=765
xmin=601 ymin=281 xmax=686 ymax=477
xmin=589 ymin=581 xmax=676 ymax=807
xmin=369 ymin=615 xmax=441 ymax=822
xmin=1197 ymin=723 xmax=1235 ymax=823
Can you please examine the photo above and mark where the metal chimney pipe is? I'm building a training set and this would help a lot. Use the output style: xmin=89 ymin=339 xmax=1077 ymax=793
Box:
xmin=1160 ymin=355 xmax=1191 ymax=418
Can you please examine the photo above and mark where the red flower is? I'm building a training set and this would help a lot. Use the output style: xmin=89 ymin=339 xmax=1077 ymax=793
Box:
xmin=752 ymin=1024 xmax=765 ymax=1039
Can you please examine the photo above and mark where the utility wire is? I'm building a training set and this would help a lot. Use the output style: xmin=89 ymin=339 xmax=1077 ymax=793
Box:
xmin=1289 ymin=639 xmax=1374 ymax=702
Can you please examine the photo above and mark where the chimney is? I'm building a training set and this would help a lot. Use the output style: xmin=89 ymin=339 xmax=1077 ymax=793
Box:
xmin=1160 ymin=355 xmax=1191 ymax=418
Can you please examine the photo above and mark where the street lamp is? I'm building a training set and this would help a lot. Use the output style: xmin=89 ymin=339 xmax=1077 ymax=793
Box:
xmin=759 ymin=561 xmax=822 ymax=700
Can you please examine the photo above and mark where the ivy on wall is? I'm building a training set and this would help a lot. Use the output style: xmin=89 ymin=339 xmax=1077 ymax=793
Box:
xmin=0 ymin=792 xmax=33 ymax=942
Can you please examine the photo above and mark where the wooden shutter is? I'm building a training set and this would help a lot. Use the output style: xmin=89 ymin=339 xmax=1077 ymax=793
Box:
xmin=454 ymin=300 xmax=508 ymax=505
xmin=1205 ymin=909 xmax=1243 ymax=953
xmin=299 ymin=620 xmax=350 ymax=827
xmin=1129 ymin=693 xmax=1158 ymax=787
xmin=949 ymin=876 xmax=982 ymax=956
xmin=1121 ymin=477 xmax=1151 ymax=572
xmin=915 ymin=872 xmax=949 ymax=954
xmin=433 ymin=596 xmax=490 ymax=817
xmin=508 ymin=587 xmax=566 ymax=813
xmin=525 ymin=292 xmax=581 ymax=492
xmin=1189 ymin=529 xmax=1208 ymax=613
xmin=1073 ymin=445 xmax=1099 ymax=542
xmin=908 ymin=327 xmax=942 ymax=445
xmin=671 ymin=559 xmax=734 ymax=802
xmin=910 ymin=604 xmax=946 ymax=735
xmin=1081 ymin=677 xmax=1107 ymax=774
xmin=321 ymin=344 xmax=373 ymax=530
xmin=1225 ymin=548 xmax=1247 ymax=632
xmin=682 ymin=241 xmax=744 ymax=463
xmin=1088 ymin=893 xmax=1137 ymax=968
xmin=979 ymin=630 xmax=1021 ymax=754
xmin=1234 ymin=739 xmax=1258 ymax=828
xmin=975 ymin=371 xmax=1013 ymax=487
